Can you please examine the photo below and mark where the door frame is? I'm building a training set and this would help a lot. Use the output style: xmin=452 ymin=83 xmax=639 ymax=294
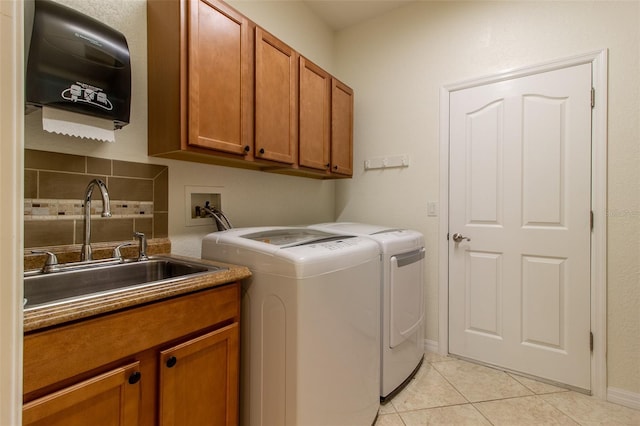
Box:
xmin=0 ymin=0 xmax=25 ymax=424
xmin=438 ymin=50 xmax=608 ymax=399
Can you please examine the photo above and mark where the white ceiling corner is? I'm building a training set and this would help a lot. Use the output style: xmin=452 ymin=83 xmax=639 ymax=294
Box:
xmin=302 ymin=0 xmax=415 ymax=31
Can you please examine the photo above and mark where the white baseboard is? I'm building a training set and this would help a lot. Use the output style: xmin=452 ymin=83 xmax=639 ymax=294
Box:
xmin=607 ymin=387 xmax=640 ymax=411
xmin=424 ymin=339 xmax=439 ymax=354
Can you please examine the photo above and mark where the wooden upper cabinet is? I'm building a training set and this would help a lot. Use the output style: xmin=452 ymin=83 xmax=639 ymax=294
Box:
xmin=147 ymin=0 xmax=254 ymax=162
xmin=188 ymin=0 xmax=253 ymax=156
xmin=254 ymin=27 xmax=298 ymax=165
xmin=299 ymin=57 xmax=331 ymax=172
xmin=331 ymin=79 xmax=354 ymax=176
xmin=147 ymin=0 xmax=353 ymax=178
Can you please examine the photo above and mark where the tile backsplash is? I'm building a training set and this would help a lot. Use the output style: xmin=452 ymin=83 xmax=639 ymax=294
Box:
xmin=24 ymin=149 xmax=168 ymax=249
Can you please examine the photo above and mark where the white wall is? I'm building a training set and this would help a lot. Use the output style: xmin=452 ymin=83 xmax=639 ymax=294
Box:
xmin=0 ymin=1 xmax=23 ymax=423
xmin=334 ymin=1 xmax=640 ymax=395
xmin=24 ymin=0 xmax=337 ymax=258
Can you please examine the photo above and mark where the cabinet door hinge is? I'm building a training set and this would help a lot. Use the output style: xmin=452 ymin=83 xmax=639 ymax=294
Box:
xmin=446 ymin=232 xmax=450 ymax=241
xmin=590 ymin=331 xmax=594 ymax=352
xmin=590 ymin=210 xmax=594 ymax=231
xmin=591 ymin=87 xmax=595 ymax=108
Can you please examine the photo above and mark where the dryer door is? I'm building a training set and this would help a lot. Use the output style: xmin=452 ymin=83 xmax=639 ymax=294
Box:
xmin=389 ymin=248 xmax=425 ymax=348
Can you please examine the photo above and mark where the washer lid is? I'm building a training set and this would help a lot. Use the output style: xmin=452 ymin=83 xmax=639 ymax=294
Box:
xmin=308 ymin=222 xmax=425 ymax=253
xmin=202 ymin=226 xmax=380 ymax=277
xmin=310 ymin=222 xmax=389 ymax=235
xmin=241 ymin=228 xmax=351 ymax=247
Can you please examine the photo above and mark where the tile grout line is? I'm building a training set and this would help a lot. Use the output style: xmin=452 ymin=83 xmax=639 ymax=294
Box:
xmin=537 ymin=393 xmax=588 ymax=426
xmin=429 ymin=360 xmax=472 ymax=404
xmin=496 ymin=371 xmax=587 ymax=424
xmin=394 ymin=358 xmax=498 ymax=425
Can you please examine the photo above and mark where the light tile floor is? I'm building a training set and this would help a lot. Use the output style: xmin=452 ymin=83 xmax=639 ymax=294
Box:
xmin=376 ymin=352 xmax=640 ymax=425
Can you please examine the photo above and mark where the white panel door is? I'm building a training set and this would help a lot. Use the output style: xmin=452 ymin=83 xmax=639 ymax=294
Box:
xmin=448 ymin=63 xmax=592 ymax=390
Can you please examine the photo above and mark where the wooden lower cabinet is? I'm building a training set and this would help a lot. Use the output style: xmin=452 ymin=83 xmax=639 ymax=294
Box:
xmin=23 ymin=362 xmax=141 ymax=426
xmin=23 ymin=283 xmax=241 ymax=426
xmin=159 ymin=323 xmax=239 ymax=426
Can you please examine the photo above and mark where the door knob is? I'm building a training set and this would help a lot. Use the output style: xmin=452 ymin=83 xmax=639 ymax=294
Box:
xmin=452 ymin=233 xmax=471 ymax=243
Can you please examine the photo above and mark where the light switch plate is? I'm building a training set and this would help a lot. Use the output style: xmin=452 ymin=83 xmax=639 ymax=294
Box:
xmin=427 ymin=201 xmax=438 ymax=217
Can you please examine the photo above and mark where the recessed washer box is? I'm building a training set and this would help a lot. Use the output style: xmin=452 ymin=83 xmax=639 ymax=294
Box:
xmin=185 ymin=185 xmax=224 ymax=227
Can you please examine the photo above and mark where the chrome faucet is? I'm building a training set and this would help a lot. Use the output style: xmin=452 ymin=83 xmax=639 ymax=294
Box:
xmin=81 ymin=179 xmax=112 ymax=261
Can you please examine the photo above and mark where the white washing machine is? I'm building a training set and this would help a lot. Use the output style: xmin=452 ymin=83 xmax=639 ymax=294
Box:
xmin=201 ymin=227 xmax=381 ymax=426
xmin=309 ymin=222 xmax=425 ymax=401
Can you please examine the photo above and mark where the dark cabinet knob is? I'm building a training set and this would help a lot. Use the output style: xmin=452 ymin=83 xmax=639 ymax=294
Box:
xmin=259 ymin=148 xmax=265 ymax=155
xmin=325 ymin=163 xmax=330 ymax=169
xmin=333 ymin=165 xmax=338 ymax=170
xmin=128 ymin=371 xmax=141 ymax=385
xmin=166 ymin=356 xmax=177 ymax=368
xmin=243 ymin=145 xmax=250 ymax=153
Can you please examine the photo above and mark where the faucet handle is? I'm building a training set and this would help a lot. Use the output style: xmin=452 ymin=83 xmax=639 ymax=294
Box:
xmin=134 ymin=232 xmax=149 ymax=261
xmin=31 ymin=250 xmax=59 ymax=273
xmin=113 ymin=242 xmax=135 ymax=261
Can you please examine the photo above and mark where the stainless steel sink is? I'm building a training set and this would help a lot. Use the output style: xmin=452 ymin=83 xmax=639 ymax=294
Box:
xmin=24 ymin=257 xmax=225 ymax=309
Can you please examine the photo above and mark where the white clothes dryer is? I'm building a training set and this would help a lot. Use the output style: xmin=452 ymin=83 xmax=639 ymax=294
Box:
xmin=201 ymin=227 xmax=380 ymax=426
xmin=309 ymin=222 xmax=425 ymax=401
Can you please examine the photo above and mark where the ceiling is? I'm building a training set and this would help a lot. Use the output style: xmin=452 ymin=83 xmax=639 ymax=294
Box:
xmin=302 ymin=1 xmax=414 ymax=31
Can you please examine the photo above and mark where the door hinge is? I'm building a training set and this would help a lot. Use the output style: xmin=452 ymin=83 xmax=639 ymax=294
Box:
xmin=446 ymin=232 xmax=450 ymax=241
xmin=590 ymin=331 xmax=594 ymax=352
xmin=590 ymin=210 xmax=594 ymax=231
xmin=591 ymin=87 xmax=595 ymax=108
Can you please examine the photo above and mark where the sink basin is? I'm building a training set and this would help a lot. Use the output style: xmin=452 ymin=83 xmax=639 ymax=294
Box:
xmin=24 ymin=257 xmax=225 ymax=309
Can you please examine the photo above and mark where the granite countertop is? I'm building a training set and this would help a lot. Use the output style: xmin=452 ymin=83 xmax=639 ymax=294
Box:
xmin=23 ymin=251 xmax=251 ymax=333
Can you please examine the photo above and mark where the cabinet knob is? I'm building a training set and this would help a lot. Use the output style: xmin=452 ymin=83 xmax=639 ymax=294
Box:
xmin=325 ymin=163 xmax=330 ymax=169
xmin=166 ymin=356 xmax=177 ymax=368
xmin=243 ymin=145 xmax=250 ymax=153
xmin=128 ymin=371 xmax=141 ymax=385
xmin=259 ymin=148 xmax=265 ymax=155
xmin=333 ymin=165 xmax=338 ymax=170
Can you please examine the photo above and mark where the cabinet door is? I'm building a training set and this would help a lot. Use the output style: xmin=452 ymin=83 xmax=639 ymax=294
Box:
xmin=188 ymin=0 xmax=253 ymax=156
xmin=23 ymin=362 xmax=141 ymax=426
xmin=299 ymin=57 xmax=331 ymax=171
xmin=255 ymin=27 xmax=297 ymax=164
xmin=331 ymin=79 xmax=354 ymax=176
xmin=159 ymin=323 xmax=239 ymax=426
